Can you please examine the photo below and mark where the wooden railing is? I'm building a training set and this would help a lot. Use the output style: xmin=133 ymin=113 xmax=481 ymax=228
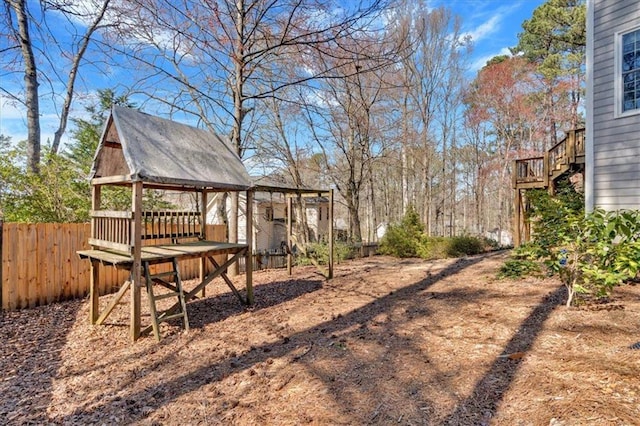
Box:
xmin=514 ymin=128 xmax=585 ymax=189
xmin=90 ymin=210 xmax=133 ymax=253
xmin=90 ymin=210 xmax=204 ymax=253
xmin=141 ymin=211 xmax=201 ymax=240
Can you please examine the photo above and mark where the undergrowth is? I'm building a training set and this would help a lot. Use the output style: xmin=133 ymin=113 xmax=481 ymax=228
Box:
xmin=378 ymin=206 xmax=490 ymax=260
xmin=501 ymin=176 xmax=640 ymax=306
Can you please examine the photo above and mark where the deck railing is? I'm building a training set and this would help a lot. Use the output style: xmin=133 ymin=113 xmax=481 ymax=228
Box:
xmin=141 ymin=211 xmax=202 ymax=240
xmin=90 ymin=210 xmax=203 ymax=253
xmin=514 ymin=128 xmax=585 ymax=188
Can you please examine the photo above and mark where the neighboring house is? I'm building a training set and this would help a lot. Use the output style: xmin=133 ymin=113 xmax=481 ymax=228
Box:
xmin=586 ymin=0 xmax=640 ymax=211
xmin=207 ymin=191 xmax=330 ymax=252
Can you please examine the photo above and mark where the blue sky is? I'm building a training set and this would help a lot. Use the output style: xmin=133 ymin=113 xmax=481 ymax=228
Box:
xmin=0 ymin=0 xmax=546 ymax=148
xmin=449 ymin=0 xmax=546 ymax=71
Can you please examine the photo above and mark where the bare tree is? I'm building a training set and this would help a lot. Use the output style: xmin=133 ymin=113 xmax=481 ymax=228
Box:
xmin=2 ymin=0 xmax=113 ymax=173
xmin=393 ymin=3 xmax=470 ymax=235
xmin=105 ymin=0 xmax=394 ymax=263
xmin=301 ymin=47 xmax=393 ymax=242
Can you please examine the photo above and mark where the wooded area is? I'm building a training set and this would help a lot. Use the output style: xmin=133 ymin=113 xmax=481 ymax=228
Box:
xmin=0 ymin=0 xmax=586 ymax=246
xmin=0 ymin=222 xmax=225 ymax=311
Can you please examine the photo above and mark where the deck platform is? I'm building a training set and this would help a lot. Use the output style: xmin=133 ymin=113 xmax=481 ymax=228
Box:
xmin=78 ymin=241 xmax=248 ymax=268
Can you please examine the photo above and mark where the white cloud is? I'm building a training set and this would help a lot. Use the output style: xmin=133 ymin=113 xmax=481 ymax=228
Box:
xmin=461 ymin=14 xmax=502 ymax=43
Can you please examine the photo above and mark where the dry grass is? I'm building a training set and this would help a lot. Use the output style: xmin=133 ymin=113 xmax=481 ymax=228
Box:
xmin=1 ymin=251 xmax=639 ymax=425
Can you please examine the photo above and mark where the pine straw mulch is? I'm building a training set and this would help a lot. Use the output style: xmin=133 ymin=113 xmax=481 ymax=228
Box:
xmin=1 ymin=251 xmax=639 ymax=425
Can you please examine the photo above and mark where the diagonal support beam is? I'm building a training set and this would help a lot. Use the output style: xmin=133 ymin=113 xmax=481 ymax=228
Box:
xmin=95 ymin=280 xmax=131 ymax=326
xmin=208 ymin=255 xmax=245 ymax=304
xmin=157 ymin=249 xmax=248 ymax=322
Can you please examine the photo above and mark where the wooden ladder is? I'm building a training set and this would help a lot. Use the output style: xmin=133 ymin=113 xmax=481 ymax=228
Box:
xmin=143 ymin=258 xmax=190 ymax=341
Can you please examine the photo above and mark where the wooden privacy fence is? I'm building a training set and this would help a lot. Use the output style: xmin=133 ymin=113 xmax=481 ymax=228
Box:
xmin=1 ymin=222 xmax=225 ymax=311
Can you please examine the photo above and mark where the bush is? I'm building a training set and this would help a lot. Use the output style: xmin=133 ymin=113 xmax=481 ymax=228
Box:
xmin=380 ymin=207 xmax=488 ymax=260
xmin=416 ymin=236 xmax=448 ymax=260
xmin=446 ymin=235 xmax=485 ymax=257
xmin=503 ymin=175 xmax=640 ymax=306
xmin=297 ymin=241 xmax=355 ymax=266
xmin=498 ymin=259 xmax=541 ymax=279
xmin=379 ymin=205 xmax=424 ymax=258
xmin=547 ymin=208 xmax=640 ymax=306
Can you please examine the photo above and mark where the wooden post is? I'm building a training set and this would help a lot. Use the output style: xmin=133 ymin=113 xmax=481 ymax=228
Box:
xmin=245 ymin=190 xmax=254 ymax=305
xmin=0 ymin=217 xmax=3 ymax=311
xmin=199 ymin=189 xmax=208 ymax=298
xmin=328 ymin=189 xmax=334 ymax=279
xmin=524 ymin=193 xmax=531 ymax=242
xmin=513 ymin=188 xmax=521 ymax=247
xmin=130 ymin=181 xmax=143 ymax=342
xmin=89 ymin=185 xmax=101 ymax=324
xmin=287 ymin=196 xmax=293 ymax=275
xmin=543 ymin=152 xmax=550 ymax=190
xmin=568 ymin=130 xmax=575 ymax=163
xmin=89 ymin=260 xmax=100 ymax=324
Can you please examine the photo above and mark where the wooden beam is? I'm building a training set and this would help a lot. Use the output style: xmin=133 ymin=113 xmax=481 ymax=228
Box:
xmin=543 ymin=152 xmax=550 ymax=189
xmin=200 ymin=189 xmax=208 ymax=298
xmin=287 ymin=196 xmax=293 ymax=276
xmin=130 ymin=181 xmax=143 ymax=342
xmin=514 ymin=189 xmax=521 ymax=247
xmin=91 ymin=175 xmax=132 ymax=186
xmin=96 ymin=280 xmax=131 ymax=326
xmin=208 ymin=256 xmax=245 ymax=305
xmin=89 ymin=260 xmax=100 ymax=324
xmin=88 ymin=238 xmax=131 ymax=253
xmin=90 ymin=210 xmax=133 ymax=219
xmin=246 ymin=190 xmax=254 ymax=305
xmin=328 ymin=189 xmax=334 ymax=279
xmin=0 ymin=218 xmax=3 ymax=310
xmin=89 ymin=185 xmax=101 ymax=323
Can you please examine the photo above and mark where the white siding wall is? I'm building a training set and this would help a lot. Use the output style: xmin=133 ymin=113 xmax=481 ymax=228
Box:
xmin=590 ymin=0 xmax=640 ymax=210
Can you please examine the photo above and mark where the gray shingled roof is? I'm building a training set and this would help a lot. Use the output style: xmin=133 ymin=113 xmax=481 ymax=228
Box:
xmin=90 ymin=106 xmax=252 ymax=191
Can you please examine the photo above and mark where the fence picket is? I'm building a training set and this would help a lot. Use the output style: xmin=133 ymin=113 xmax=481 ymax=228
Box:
xmin=1 ymin=223 xmax=227 ymax=310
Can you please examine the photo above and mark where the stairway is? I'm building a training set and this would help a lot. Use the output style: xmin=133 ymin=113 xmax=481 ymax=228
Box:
xmin=513 ymin=128 xmax=586 ymax=246
xmin=143 ymin=258 xmax=190 ymax=341
xmin=513 ymin=128 xmax=585 ymax=191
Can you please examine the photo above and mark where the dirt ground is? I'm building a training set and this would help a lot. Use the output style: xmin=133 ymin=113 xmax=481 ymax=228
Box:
xmin=1 ymin=251 xmax=639 ymax=425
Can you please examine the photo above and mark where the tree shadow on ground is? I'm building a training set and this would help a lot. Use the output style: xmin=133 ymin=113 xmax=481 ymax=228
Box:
xmin=441 ymin=284 xmax=566 ymax=425
xmin=0 ymin=300 xmax=82 ymax=424
xmin=55 ymin=254 xmax=494 ymax=423
xmin=186 ymin=277 xmax=324 ymax=329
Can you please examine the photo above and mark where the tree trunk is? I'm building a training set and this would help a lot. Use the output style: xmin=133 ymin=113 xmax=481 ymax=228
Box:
xmin=50 ymin=0 xmax=111 ymax=156
xmin=228 ymin=0 xmax=245 ymax=276
xmin=11 ymin=0 xmax=40 ymax=174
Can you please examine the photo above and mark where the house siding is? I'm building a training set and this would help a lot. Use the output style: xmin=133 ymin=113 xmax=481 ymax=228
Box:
xmin=590 ymin=0 xmax=640 ymax=210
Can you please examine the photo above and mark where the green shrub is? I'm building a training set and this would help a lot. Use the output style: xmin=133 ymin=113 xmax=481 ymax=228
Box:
xmin=446 ymin=235 xmax=485 ymax=257
xmin=506 ymin=174 xmax=640 ymax=305
xmin=547 ymin=208 xmax=640 ymax=306
xmin=379 ymin=205 xmax=424 ymax=258
xmin=380 ymin=207 xmax=489 ymax=260
xmin=414 ymin=236 xmax=444 ymax=260
xmin=498 ymin=259 xmax=541 ymax=279
xmin=297 ymin=241 xmax=355 ymax=265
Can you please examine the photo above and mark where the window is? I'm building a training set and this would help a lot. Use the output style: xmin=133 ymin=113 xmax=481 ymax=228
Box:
xmin=616 ymin=26 xmax=640 ymax=117
xmin=264 ymin=206 xmax=274 ymax=222
xmin=622 ymin=29 xmax=640 ymax=112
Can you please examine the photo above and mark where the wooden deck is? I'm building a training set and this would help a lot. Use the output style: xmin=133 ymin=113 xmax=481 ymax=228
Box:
xmin=513 ymin=128 xmax=586 ymax=246
xmin=78 ymin=240 xmax=248 ymax=268
xmin=513 ymin=128 xmax=585 ymax=190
